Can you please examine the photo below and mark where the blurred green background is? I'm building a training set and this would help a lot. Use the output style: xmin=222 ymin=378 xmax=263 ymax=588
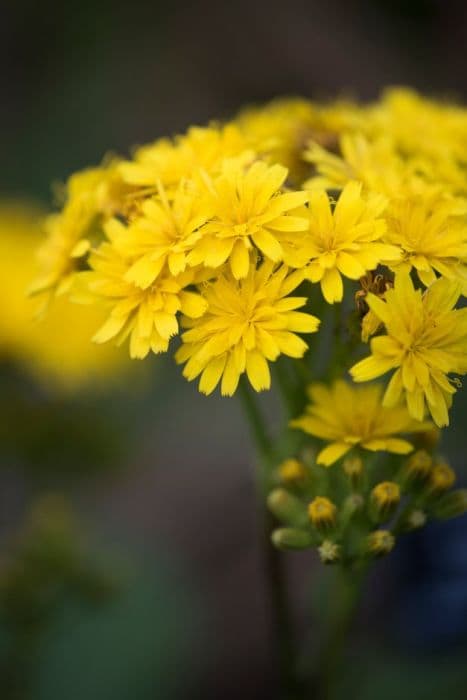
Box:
xmin=1 ymin=1 xmax=467 ymax=698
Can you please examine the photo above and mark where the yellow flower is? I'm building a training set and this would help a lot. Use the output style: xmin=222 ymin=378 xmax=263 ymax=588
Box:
xmin=188 ymin=159 xmax=309 ymax=279
xmin=118 ymin=124 xmax=250 ymax=189
xmin=236 ymin=97 xmax=317 ymax=177
xmin=176 ymin=262 xmax=320 ymax=396
xmin=85 ymin=224 xmax=207 ymax=359
xmin=291 ymin=380 xmax=430 ymax=466
xmin=301 ymin=182 xmax=399 ymax=303
xmin=110 ymin=182 xmax=212 ymax=289
xmin=31 ymin=163 xmax=128 ymax=301
xmin=350 ymin=273 xmax=467 ymax=427
xmin=384 ymin=194 xmax=467 ymax=287
xmin=0 ymin=202 xmax=125 ymax=390
xmin=304 ymin=133 xmax=409 ymax=196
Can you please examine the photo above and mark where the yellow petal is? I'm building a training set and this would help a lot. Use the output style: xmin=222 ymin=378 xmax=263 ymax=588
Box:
xmin=246 ymin=351 xmax=271 ymax=392
xmin=316 ymin=442 xmax=352 ymax=466
xmin=199 ymin=355 xmax=227 ymax=395
xmin=321 ymin=268 xmax=343 ymax=304
xmin=230 ymin=240 xmax=251 ymax=279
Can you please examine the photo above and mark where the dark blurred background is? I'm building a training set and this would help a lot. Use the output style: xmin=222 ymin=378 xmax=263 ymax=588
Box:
xmin=1 ymin=1 xmax=467 ymax=699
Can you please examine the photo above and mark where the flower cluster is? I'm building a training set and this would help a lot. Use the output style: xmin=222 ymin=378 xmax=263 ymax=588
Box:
xmin=32 ymin=88 xmax=467 ymax=561
xmin=33 ymin=88 xmax=467 ymax=418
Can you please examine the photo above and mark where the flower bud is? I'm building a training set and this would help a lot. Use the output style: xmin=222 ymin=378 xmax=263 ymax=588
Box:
xmin=308 ymin=496 xmax=337 ymax=533
xmin=401 ymin=450 xmax=432 ymax=487
xmin=318 ymin=540 xmax=341 ymax=565
xmin=432 ymin=489 xmax=467 ymax=520
xmin=268 ymin=489 xmax=307 ymax=527
xmin=340 ymin=493 xmax=364 ymax=528
xmin=365 ymin=529 xmax=395 ymax=557
xmin=370 ymin=481 xmax=400 ymax=522
xmin=398 ymin=508 xmax=427 ymax=532
xmin=342 ymin=455 xmax=364 ymax=489
xmin=426 ymin=462 xmax=456 ymax=496
xmin=278 ymin=458 xmax=307 ymax=484
xmin=272 ymin=528 xmax=315 ymax=551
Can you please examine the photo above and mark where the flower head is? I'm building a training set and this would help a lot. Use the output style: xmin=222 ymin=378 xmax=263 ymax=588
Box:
xmin=188 ymin=159 xmax=309 ymax=279
xmin=291 ymin=380 xmax=431 ymax=466
xmin=350 ymin=273 xmax=467 ymax=427
xmin=301 ymin=182 xmax=399 ymax=303
xmin=85 ymin=224 xmax=207 ymax=359
xmin=110 ymin=182 xmax=212 ymax=289
xmin=176 ymin=262 xmax=320 ymax=395
xmin=385 ymin=194 xmax=467 ymax=287
xmin=118 ymin=124 xmax=250 ymax=189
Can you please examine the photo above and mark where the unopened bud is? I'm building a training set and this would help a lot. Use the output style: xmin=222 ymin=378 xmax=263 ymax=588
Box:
xmin=426 ymin=462 xmax=456 ymax=496
xmin=402 ymin=450 xmax=432 ymax=487
xmin=432 ymin=489 xmax=467 ymax=520
xmin=365 ymin=530 xmax=395 ymax=557
xmin=278 ymin=458 xmax=307 ymax=484
xmin=370 ymin=481 xmax=400 ymax=522
xmin=308 ymin=496 xmax=337 ymax=532
xmin=398 ymin=508 xmax=427 ymax=532
xmin=272 ymin=528 xmax=314 ymax=551
xmin=318 ymin=540 xmax=341 ymax=564
xmin=340 ymin=493 xmax=364 ymax=527
xmin=343 ymin=456 xmax=364 ymax=489
xmin=268 ymin=489 xmax=307 ymax=527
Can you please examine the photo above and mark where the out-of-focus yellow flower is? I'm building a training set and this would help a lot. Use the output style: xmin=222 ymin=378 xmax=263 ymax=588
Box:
xmin=350 ymin=273 xmax=467 ymax=427
xmin=384 ymin=194 xmax=467 ymax=287
xmin=300 ymin=182 xmax=399 ymax=303
xmin=304 ymin=133 xmax=410 ymax=196
xmin=291 ymin=380 xmax=430 ymax=466
xmin=31 ymin=163 xmax=128 ymax=302
xmin=118 ymin=124 xmax=251 ymax=189
xmin=176 ymin=262 xmax=320 ymax=396
xmin=188 ymin=159 xmax=309 ymax=278
xmin=0 ymin=203 xmax=125 ymax=390
xmin=236 ymin=97 xmax=317 ymax=176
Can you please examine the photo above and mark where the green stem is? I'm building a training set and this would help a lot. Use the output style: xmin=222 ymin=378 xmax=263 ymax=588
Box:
xmin=238 ymin=378 xmax=301 ymax=698
xmin=312 ymin=563 xmax=367 ymax=700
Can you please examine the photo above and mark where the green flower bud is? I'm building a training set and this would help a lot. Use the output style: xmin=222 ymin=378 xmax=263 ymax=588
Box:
xmin=432 ymin=489 xmax=467 ymax=520
xmin=342 ymin=455 xmax=364 ymax=489
xmin=400 ymin=450 xmax=432 ymax=488
xmin=267 ymin=489 xmax=307 ymax=527
xmin=425 ymin=462 xmax=456 ymax=497
xmin=365 ymin=530 xmax=395 ymax=557
xmin=271 ymin=528 xmax=315 ymax=551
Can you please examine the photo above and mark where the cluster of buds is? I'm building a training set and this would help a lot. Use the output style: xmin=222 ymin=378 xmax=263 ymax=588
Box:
xmin=268 ymin=449 xmax=467 ymax=566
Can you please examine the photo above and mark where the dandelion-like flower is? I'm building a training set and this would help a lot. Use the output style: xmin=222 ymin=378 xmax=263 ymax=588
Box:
xmin=350 ymin=273 xmax=467 ymax=427
xmin=385 ymin=194 xmax=467 ymax=287
xmin=188 ymin=159 xmax=309 ymax=279
xmin=118 ymin=124 xmax=250 ymax=189
xmin=85 ymin=223 xmax=207 ymax=359
xmin=301 ymin=182 xmax=399 ymax=303
xmin=111 ymin=183 xmax=212 ymax=289
xmin=176 ymin=262 xmax=320 ymax=396
xmin=291 ymin=380 xmax=430 ymax=466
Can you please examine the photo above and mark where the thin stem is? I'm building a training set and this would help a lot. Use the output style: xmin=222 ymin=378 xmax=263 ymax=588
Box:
xmin=238 ymin=378 xmax=301 ymax=698
xmin=238 ymin=376 xmax=273 ymax=473
xmin=312 ymin=563 xmax=367 ymax=700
